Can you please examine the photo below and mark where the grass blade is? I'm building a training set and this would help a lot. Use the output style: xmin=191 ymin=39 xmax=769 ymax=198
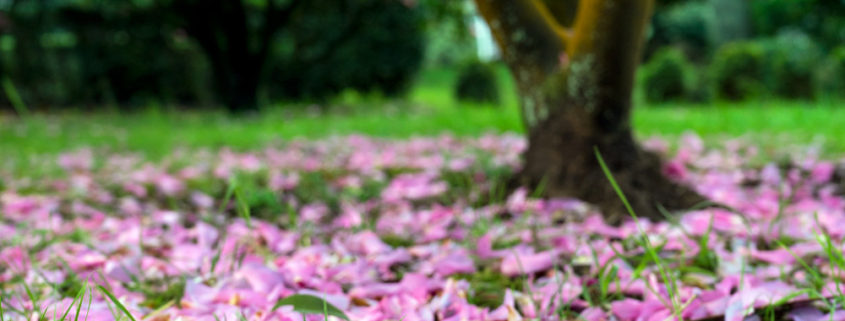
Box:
xmin=233 ymin=184 xmax=252 ymax=228
xmin=74 ymin=286 xmax=86 ymax=321
xmin=59 ymin=284 xmax=87 ymax=321
xmin=1 ymin=76 xmax=28 ymax=117
xmin=98 ymin=285 xmax=137 ymax=321
xmin=23 ymin=282 xmax=39 ymax=316
xmin=85 ymin=286 xmax=93 ymax=321
xmin=210 ymin=246 xmax=223 ymax=275
xmin=595 ymin=148 xmax=683 ymax=319
xmin=142 ymin=300 xmax=175 ymax=321
xmin=323 ymin=297 xmax=329 ymax=321
xmin=218 ymin=177 xmax=238 ymax=215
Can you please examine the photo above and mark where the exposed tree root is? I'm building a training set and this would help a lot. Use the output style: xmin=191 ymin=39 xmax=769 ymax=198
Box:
xmin=514 ymin=109 xmax=714 ymax=225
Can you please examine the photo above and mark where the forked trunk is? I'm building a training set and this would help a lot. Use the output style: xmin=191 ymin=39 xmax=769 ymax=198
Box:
xmin=475 ymin=0 xmax=708 ymax=223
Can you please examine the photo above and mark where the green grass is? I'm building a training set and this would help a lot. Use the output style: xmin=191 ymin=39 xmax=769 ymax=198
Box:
xmin=0 ymin=65 xmax=843 ymax=162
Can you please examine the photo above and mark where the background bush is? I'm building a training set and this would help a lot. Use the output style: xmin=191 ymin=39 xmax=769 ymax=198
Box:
xmin=266 ymin=0 xmax=424 ymax=101
xmin=0 ymin=2 xmax=208 ymax=109
xmin=453 ymin=60 xmax=500 ymax=105
xmin=817 ymin=47 xmax=845 ymax=99
xmin=762 ymin=30 xmax=822 ymax=99
xmin=642 ymin=47 xmax=692 ymax=103
xmin=0 ymin=0 xmax=425 ymax=109
xmin=646 ymin=1 xmax=717 ymax=61
xmin=2 ymin=0 xmax=845 ymax=110
xmin=711 ymin=41 xmax=767 ymax=101
xmin=59 ymin=6 xmax=208 ymax=107
xmin=750 ymin=0 xmax=845 ymax=50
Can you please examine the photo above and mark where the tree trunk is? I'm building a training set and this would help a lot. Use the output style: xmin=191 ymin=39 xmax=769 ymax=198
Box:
xmin=475 ymin=0 xmax=708 ymax=223
xmin=519 ymin=99 xmax=707 ymax=224
xmin=209 ymin=59 xmax=261 ymax=114
xmin=221 ymin=77 xmax=260 ymax=114
xmin=168 ymin=0 xmax=302 ymax=114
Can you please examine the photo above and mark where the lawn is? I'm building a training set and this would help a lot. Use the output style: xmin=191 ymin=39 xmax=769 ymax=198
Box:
xmin=1 ymin=66 xmax=844 ymax=163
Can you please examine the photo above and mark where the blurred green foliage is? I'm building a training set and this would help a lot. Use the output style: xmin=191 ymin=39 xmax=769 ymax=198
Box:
xmin=711 ymin=41 xmax=767 ymax=101
xmin=453 ymin=60 xmax=500 ymax=105
xmin=750 ymin=0 xmax=845 ymax=50
xmin=817 ymin=47 xmax=845 ymax=99
xmin=0 ymin=0 xmax=431 ymax=111
xmin=763 ymin=30 xmax=823 ymax=100
xmin=1 ymin=0 xmax=844 ymax=110
xmin=642 ymin=48 xmax=692 ymax=103
xmin=647 ymin=1 xmax=717 ymax=60
xmin=418 ymin=0 xmax=474 ymax=67
xmin=60 ymin=4 xmax=208 ymax=107
xmin=706 ymin=31 xmax=826 ymax=101
xmin=267 ymin=0 xmax=424 ymax=100
xmin=644 ymin=0 xmax=845 ymax=103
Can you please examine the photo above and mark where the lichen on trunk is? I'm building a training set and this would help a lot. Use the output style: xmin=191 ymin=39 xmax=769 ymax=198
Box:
xmin=474 ymin=0 xmax=709 ymax=223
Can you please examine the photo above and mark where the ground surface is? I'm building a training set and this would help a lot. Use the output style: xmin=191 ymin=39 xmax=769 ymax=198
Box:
xmin=2 ymin=133 xmax=845 ymax=320
xmin=2 ymin=67 xmax=845 ymax=320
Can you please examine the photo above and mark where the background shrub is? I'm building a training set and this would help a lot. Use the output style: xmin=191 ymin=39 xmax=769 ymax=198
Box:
xmin=647 ymin=1 xmax=717 ymax=61
xmin=817 ymin=46 xmax=845 ymax=99
xmin=750 ymin=0 xmax=845 ymax=50
xmin=762 ymin=30 xmax=822 ymax=99
xmin=0 ymin=0 xmax=426 ymax=109
xmin=61 ymin=7 xmax=208 ymax=107
xmin=267 ymin=0 xmax=425 ymax=100
xmin=0 ymin=3 xmax=208 ymax=109
xmin=453 ymin=60 xmax=500 ymax=105
xmin=711 ymin=41 xmax=767 ymax=101
xmin=642 ymin=47 xmax=692 ymax=103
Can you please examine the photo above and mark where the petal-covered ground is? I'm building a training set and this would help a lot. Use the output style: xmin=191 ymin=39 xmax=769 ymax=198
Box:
xmin=2 ymin=133 xmax=845 ymax=321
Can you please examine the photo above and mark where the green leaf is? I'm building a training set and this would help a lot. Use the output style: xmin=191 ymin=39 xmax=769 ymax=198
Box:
xmin=97 ymin=285 xmax=138 ymax=321
xmin=272 ymin=294 xmax=350 ymax=321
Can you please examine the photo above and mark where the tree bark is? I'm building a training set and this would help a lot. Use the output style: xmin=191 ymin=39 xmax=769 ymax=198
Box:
xmin=474 ymin=0 xmax=708 ymax=223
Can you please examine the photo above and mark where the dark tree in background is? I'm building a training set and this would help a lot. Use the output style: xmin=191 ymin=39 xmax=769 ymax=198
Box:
xmin=60 ymin=3 xmax=202 ymax=107
xmin=267 ymin=0 xmax=424 ymax=100
xmin=158 ymin=0 xmax=427 ymax=111
xmin=0 ymin=0 xmax=426 ymax=112
xmin=2 ymin=0 xmax=841 ymax=112
xmin=160 ymin=0 xmax=303 ymax=113
xmin=474 ymin=0 xmax=707 ymax=223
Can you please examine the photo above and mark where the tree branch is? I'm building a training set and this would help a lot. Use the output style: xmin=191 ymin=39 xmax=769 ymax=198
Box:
xmin=472 ymin=0 xmax=568 ymax=74
xmin=569 ymin=0 xmax=654 ymax=61
xmin=566 ymin=0 xmax=654 ymax=127
xmin=530 ymin=0 xmax=572 ymax=45
xmin=539 ymin=0 xmax=579 ymax=28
